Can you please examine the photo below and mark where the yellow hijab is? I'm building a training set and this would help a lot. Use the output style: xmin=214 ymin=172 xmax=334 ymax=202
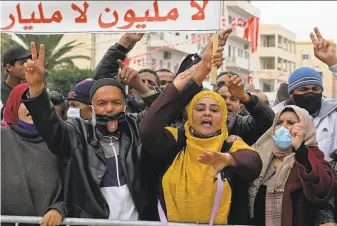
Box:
xmin=163 ymin=91 xmax=253 ymax=224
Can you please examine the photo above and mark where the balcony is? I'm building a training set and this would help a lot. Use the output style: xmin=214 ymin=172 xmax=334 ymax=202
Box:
xmin=257 ymin=47 xmax=296 ymax=62
xmin=256 ymin=69 xmax=289 ymax=82
xmin=228 ymin=26 xmax=250 ymax=43
xmin=226 ymin=1 xmax=260 ymax=18
xmin=226 ymin=56 xmax=250 ymax=70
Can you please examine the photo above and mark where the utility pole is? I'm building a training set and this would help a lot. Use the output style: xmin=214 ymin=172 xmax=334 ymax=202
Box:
xmin=90 ymin=34 xmax=96 ymax=70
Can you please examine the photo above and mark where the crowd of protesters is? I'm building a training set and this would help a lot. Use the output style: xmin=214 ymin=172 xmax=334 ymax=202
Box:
xmin=1 ymin=27 xmax=337 ymax=226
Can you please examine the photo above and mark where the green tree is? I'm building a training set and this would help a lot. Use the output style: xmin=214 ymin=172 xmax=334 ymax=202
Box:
xmin=1 ymin=33 xmax=17 ymax=60
xmin=1 ymin=34 xmax=90 ymax=71
xmin=47 ymin=67 xmax=94 ymax=96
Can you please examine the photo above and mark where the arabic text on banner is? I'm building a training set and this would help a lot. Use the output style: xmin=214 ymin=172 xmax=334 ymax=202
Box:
xmin=1 ymin=1 xmax=221 ymax=33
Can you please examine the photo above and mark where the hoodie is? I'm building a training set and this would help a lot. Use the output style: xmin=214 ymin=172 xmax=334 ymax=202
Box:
xmin=273 ymin=97 xmax=337 ymax=161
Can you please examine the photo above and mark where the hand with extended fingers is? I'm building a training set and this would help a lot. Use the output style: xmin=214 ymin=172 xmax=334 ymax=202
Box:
xmin=227 ymin=75 xmax=250 ymax=103
xmin=201 ymin=28 xmax=233 ymax=71
xmin=24 ymin=42 xmax=45 ymax=97
xmin=173 ymin=64 xmax=197 ymax=91
xmin=310 ymin=27 xmax=337 ymax=67
xmin=117 ymin=60 xmax=150 ymax=94
xmin=198 ymin=151 xmax=237 ymax=177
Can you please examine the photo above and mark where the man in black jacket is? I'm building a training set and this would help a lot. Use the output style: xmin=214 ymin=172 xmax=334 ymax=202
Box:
xmin=22 ymin=42 xmax=161 ymax=220
xmin=215 ymin=74 xmax=275 ymax=145
xmin=93 ymin=33 xmax=162 ymax=113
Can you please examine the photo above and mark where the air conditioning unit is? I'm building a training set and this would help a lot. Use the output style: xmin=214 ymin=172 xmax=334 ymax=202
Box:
xmin=163 ymin=51 xmax=172 ymax=59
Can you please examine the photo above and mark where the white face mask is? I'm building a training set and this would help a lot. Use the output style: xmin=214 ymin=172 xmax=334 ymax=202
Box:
xmin=67 ymin=107 xmax=81 ymax=119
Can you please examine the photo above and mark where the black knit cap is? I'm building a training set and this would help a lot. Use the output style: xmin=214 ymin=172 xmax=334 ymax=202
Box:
xmin=90 ymin=78 xmax=126 ymax=100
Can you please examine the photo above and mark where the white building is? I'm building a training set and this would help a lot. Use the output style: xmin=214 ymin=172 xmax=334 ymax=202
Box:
xmin=220 ymin=1 xmax=261 ymax=86
xmin=252 ymin=24 xmax=297 ymax=104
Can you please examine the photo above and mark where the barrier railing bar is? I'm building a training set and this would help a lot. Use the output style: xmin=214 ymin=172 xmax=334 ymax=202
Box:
xmin=1 ymin=216 xmax=254 ymax=226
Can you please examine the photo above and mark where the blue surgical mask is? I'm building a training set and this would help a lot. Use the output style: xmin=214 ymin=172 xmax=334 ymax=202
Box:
xmin=272 ymin=126 xmax=292 ymax=150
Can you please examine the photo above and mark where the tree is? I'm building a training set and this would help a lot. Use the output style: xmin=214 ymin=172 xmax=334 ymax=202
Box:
xmin=1 ymin=33 xmax=17 ymax=60
xmin=1 ymin=34 xmax=90 ymax=71
xmin=47 ymin=67 xmax=94 ymax=96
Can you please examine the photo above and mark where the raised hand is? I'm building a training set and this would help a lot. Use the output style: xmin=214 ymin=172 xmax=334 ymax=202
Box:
xmin=290 ymin=116 xmax=305 ymax=149
xmin=40 ymin=209 xmax=62 ymax=226
xmin=24 ymin=42 xmax=45 ymax=97
xmin=310 ymin=27 xmax=337 ymax=67
xmin=227 ymin=74 xmax=250 ymax=103
xmin=173 ymin=64 xmax=197 ymax=91
xmin=119 ymin=33 xmax=144 ymax=49
xmin=117 ymin=60 xmax=150 ymax=94
xmin=201 ymin=28 xmax=232 ymax=71
xmin=198 ymin=151 xmax=236 ymax=177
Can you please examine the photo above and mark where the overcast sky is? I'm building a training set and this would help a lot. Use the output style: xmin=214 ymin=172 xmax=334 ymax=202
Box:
xmin=252 ymin=1 xmax=337 ymax=42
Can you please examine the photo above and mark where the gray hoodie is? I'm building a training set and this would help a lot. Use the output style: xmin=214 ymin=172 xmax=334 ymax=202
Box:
xmin=273 ymin=97 xmax=337 ymax=161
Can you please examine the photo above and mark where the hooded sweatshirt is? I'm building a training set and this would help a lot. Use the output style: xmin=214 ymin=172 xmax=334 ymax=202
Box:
xmin=273 ymin=97 xmax=337 ymax=161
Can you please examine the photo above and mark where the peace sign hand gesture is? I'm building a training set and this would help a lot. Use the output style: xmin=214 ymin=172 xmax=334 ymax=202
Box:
xmin=310 ymin=27 xmax=337 ymax=67
xmin=24 ymin=42 xmax=45 ymax=97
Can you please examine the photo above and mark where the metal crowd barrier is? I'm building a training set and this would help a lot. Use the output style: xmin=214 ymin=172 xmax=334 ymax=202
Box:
xmin=1 ymin=216 xmax=254 ymax=226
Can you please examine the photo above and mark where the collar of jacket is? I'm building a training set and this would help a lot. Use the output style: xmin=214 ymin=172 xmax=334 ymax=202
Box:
xmin=10 ymin=124 xmax=43 ymax=143
xmin=87 ymin=118 xmax=133 ymax=151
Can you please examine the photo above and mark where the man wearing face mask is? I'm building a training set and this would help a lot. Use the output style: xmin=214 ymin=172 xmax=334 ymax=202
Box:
xmin=22 ymin=42 xmax=161 ymax=220
xmin=215 ymin=75 xmax=275 ymax=145
xmin=273 ymin=67 xmax=337 ymax=161
xmin=66 ymin=79 xmax=95 ymax=120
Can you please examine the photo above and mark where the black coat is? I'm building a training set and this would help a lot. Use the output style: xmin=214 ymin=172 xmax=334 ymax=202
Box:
xmin=22 ymin=88 xmax=159 ymax=220
xmin=226 ymin=94 xmax=275 ymax=146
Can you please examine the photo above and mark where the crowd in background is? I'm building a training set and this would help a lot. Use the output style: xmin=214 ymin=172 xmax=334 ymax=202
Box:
xmin=1 ymin=27 xmax=337 ymax=226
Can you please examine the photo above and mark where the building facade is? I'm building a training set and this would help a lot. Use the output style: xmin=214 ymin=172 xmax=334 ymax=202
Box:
xmin=220 ymin=1 xmax=260 ymax=86
xmin=252 ymin=24 xmax=297 ymax=104
xmin=296 ymin=41 xmax=337 ymax=99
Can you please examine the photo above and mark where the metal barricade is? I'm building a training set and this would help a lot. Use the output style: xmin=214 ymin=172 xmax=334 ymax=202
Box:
xmin=1 ymin=215 xmax=254 ymax=226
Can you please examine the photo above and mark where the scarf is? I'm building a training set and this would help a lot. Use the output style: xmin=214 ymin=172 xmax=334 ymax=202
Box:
xmin=162 ymin=90 xmax=253 ymax=224
xmin=249 ymin=105 xmax=318 ymax=226
xmin=2 ymin=83 xmax=29 ymax=126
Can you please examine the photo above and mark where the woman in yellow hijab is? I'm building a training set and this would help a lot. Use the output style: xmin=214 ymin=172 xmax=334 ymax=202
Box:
xmin=139 ymin=29 xmax=262 ymax=225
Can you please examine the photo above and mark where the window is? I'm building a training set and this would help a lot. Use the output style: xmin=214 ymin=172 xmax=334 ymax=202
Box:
xmin=302 ymin=54 xmax=309 ymax=60
xmin=167 ymin=61 xmax=171 ymax=70
xmin=163 ymin=51 xmax=172 ymax=59
xmin=233 ymin=47 xmax=236 ymax=56
xmin=185 ymin=34 xmax=189 ymax=40
xmin=152 ymin=59 xmax=157 ymax=70
xmin=192 ymin=34 xmax=196 ymax=41
xmin=245 ymin=51 xmax=250 ymax=59
xmin=175 ymin=32 xmax=180 ymax=36
xmin=160 ymin=32 xmax=164 ymax=39
xmin=159 ymin=60 xmax=163 ymax=69
xmin=228 ymin=15 xmax=232 ymax=25
xmin=260 ymin=79 xmax=275 ymax=92
xmin=238 ymin=49 xmax=243 ymax=57
xmin=228 ymin=45 xmax=232 ymax=57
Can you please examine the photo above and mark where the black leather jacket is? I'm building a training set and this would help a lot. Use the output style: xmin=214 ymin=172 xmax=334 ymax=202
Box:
xmin=22 ymin=88 xmax=160 ymax=220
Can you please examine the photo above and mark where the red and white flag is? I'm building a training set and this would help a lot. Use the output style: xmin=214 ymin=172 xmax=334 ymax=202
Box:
xmin=243 ymin=17 xmax=260 ymax=53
